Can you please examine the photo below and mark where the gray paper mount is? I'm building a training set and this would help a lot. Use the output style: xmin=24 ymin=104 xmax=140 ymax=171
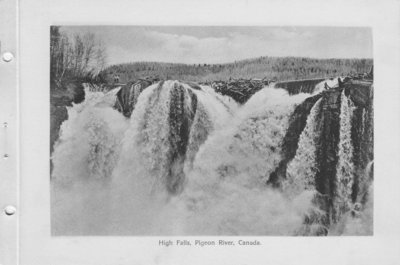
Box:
xmin=0 ymin=0 xmax=18 ymax=265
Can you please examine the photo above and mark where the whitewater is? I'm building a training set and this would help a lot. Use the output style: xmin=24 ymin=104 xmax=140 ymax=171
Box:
xmin=51 ymin=79 xmax=372 ymax=236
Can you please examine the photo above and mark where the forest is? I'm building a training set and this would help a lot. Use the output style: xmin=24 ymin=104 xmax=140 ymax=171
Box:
xmin=102 ymin=57 xmax=373 ymax=84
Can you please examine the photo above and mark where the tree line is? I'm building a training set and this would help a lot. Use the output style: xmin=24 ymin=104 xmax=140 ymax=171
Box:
xmin=102 ymin=57 xmax=373 ymax=84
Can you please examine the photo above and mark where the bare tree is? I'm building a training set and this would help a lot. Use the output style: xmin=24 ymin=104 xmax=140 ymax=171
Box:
xmin=50 ymin=27 xmax=107 ymax=89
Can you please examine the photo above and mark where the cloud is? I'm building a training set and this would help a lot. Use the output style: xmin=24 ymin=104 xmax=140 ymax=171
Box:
xmin=141 ymin=32 xmax=230 ymax=62
xmin=61 ymin=26 xmax=372 ymax=65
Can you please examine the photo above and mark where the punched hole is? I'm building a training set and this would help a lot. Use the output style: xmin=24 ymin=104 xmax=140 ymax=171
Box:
xmin=2 ymin=52 xmax=14 ymax=62
xmin=4 ymin=205 xmax=16 ymax=216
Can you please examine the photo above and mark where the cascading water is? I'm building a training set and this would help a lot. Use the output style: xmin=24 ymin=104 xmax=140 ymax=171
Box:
xmin=51 ymin=79 xmax=372 ymax=236
xmin=105 ymin=80 xmax=237 ymax=234
xmin=284 ymin=98 xmax=322 ymax=195
xmin=334 ymin=90 xmax=356 ymax=220
xmin=51 ymin=85 xmax=127 ymax=183
xmin=163 ymin=87 xmax=321 ymax=235
xmin=51 ymin=85 xmax=130 ymax=234
xmin=112 ymin=81 xmax=234 ymax=195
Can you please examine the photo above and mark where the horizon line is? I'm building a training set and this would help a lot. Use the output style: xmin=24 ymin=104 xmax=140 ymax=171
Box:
xmin=105 ymin=55 xmax=374 ymax=68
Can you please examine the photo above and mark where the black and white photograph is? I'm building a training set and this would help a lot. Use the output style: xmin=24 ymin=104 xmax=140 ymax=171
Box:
xmin=49 ymin=26 xmax=373 ymax=236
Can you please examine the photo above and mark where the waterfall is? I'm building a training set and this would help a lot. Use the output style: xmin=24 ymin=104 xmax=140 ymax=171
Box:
xmin=284 ymin=98 xmax=322 ymax=195
xmin=51 ymin=86 xmax=130 ymax=235
xmin=51 ymin=86 xmax=128 ymax=184
xmin=184 ymin=85 xmax=237 ymax=170
xmin=51 ymin=79 xmax=372 ymax=236
xmin=334 ymin=90 xmax=355 ymax=219
xmin=164 ymin=87 xmax=319 ymax=235
xmin=106 ymin=80 xmax=236 ymax=234
xmin=187 ymin=87 xmax=309 ymax=187
xmin=112 ymin=80 xmax=233 ymax=196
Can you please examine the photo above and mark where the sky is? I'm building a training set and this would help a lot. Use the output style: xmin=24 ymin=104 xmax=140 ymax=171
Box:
xmin=60 ymin=26 xmax=373 ymax=66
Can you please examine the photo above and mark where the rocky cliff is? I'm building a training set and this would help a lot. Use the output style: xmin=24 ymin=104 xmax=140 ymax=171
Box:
xmin=268 ymin=93 xmax=323 ymax=186
xmin=50 ymin=81 xmax=85 ymax=154
xmin=275 ymin=78 xmax=326 ymax=95
xmin=114 ymin=79 xmax=154 ymax=118
xmin=268 ymin=78 xmax=373 ymax=232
